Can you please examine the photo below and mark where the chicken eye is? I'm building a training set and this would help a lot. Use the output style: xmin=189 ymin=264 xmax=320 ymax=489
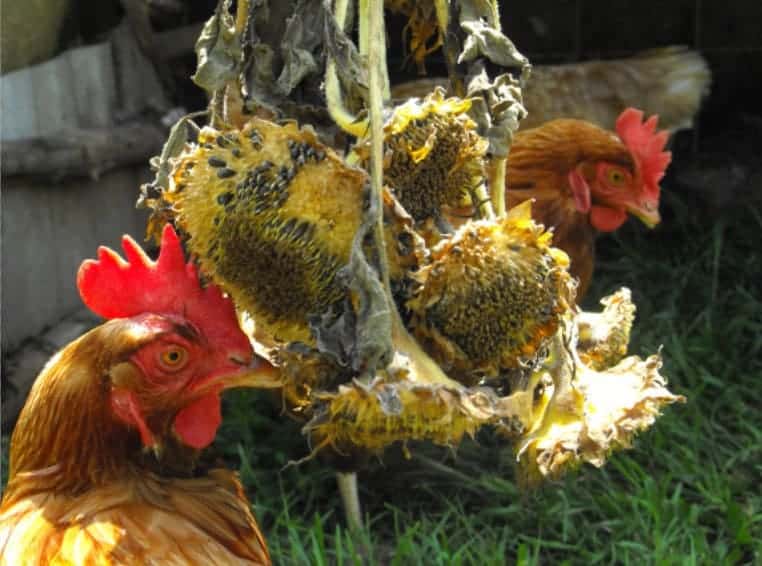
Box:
xmin=607 ymin=169 xmax=626 ymax=186
xmin=158 ymin=346 xmax=189 ymax=371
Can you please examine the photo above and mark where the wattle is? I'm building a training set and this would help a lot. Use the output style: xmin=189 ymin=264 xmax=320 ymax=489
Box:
xmin=173 ymin=390 xmax=223 ymax=449
xmin=590 ymin=206 xmax=627 ymax=232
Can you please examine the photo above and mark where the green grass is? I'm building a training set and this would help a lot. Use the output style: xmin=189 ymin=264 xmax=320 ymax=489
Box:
xmin=2 ymin=186 xmax=760 ymax=564
xmin=215 ymin=186 xmax=762 ymax=564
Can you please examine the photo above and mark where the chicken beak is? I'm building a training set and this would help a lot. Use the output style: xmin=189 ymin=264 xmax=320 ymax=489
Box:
xmin=219 ymin=355 xmax=283 ymax=390
xmin=626 ymin=201 xmax=661 ymax=228
xmin=189 ymin=355 xmax=282 ymax=399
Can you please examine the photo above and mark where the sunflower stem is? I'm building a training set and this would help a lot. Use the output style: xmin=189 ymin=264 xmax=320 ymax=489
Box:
xmin=438 ymin=0 xmax=465 ymax=97
xmin=234 ymin=0 xmax=249 ymax=34
xmin=336 ymin=472 xmax=363 ymax=529
xmin=472 ymin=182 xmax=496 ymax=220
xmin=486 ymin=0 xmax=501 ymax=29
xmin=366 ymin=0 xmax=392 ymax=294
xmin=487 ymin=0 xmax=523 ymax=222
xmin=359 ymin=0 xmax=390 ymax=101
xmin=490 ymin=157 xmax=507 ymax=216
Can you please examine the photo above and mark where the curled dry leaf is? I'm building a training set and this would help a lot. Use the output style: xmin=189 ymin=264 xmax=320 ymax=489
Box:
xmin=576 ymin=287 xmax=636 ymax=370
xmin=191 ymin=3 xmax=241 ymax=96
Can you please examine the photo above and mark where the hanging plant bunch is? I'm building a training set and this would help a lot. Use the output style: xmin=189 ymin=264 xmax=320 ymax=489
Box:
xmin=139 ymin=0 xmax=684 ymax=503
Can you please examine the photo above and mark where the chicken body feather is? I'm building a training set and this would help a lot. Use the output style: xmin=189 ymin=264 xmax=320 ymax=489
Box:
xmin=1 ymin=471 xmax=268 ymax=565
xmin=519 ymin=47 xmax=711 ymax=132
xmin=391 ymin=46 xmax=710 ymax=132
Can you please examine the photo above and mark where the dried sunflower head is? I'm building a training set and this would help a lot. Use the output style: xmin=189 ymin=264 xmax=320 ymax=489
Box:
xmin=302 ymin=317 xmax=535 ymax=455
xmin=147 ymin=118 xmax=367 ymax=343
xmin=408 ymin=201 xmax=574 ymax=384
xmin=361 ymin=88 xmax=488 ymax=224
xmin=516 ymin=297 xmax=685 ymax=487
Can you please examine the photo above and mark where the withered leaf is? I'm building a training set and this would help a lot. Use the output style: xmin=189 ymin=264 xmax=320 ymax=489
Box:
xmin=191 ymin=2 xmax=242 ymax=95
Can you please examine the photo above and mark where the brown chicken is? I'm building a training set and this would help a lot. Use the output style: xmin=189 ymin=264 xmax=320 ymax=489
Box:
xmin=391 ymin=46 xmax=711 ymax=132
xmin=0 ymin=225 xmax=274 ymax=565
xmin=516 ymin=47 xmax=710 ymax=132
xmin=503 ymin=108 xmax=672 ymax=298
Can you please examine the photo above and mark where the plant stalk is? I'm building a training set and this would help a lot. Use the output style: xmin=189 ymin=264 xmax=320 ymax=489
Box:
xmin=366 ymin=0 xmax=392 ymax=294
xmin=359 ymin=0 xmax=390 ymax=101
xmin=234 ymin=0 xmax=249 ymax=34
xmin=489 ymin=157 xmax=507 ymax=216
xmin=336 ymin=472 xmax=363 ymax=529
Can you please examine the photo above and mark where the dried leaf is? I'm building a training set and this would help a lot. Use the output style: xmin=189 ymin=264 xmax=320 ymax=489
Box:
xmin=457 ymin=19 xmax=529 ymax=69
xmin=310 ymin=183 xmax=394 ymax=379
xmin=322 ymin=0 xmax=369 ymax=103
xmin=275 ymin=0 xmax=325 ymax=95
xmin=446 ymin=0 xmax=531 ymax=157
xmin=191 ymin=3 xmax=242 ymax=95
xmin=462 ymin=64 xmax=526 ymax=157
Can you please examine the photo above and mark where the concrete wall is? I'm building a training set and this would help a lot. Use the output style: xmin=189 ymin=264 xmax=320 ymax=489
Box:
xmin=1 ymin=167 xmax=151 ymax=352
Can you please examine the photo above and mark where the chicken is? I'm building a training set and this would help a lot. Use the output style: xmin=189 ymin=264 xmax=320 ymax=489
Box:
xmin=500 ymin=108 xmax=671 ymax=299
xmin=0 ymin=225 xmax=275 ymax=565
xmin=391 ymin=47 xmax=711 ymax=133
xmin=517 ymin=47 xmax=711 ymax=132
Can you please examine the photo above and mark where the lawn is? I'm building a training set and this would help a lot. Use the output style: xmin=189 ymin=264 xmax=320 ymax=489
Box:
xmin=212 ymin=173 xmax=762 ymax=564
xmin=2 ymin=159 xmax=760 ymax=565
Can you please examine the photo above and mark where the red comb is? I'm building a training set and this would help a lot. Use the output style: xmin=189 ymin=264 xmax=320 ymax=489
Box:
xmin=616 ymin=108 xmax=672 ymax=201
xmin=77 ymin=224 xmax=249 ymax=352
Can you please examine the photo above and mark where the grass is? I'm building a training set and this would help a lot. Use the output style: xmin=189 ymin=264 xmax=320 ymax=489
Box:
xmin=2 ymin=181 xmax=760 ymax=564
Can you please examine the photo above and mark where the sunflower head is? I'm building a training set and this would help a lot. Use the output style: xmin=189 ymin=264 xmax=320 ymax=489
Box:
xmin=368 ymin=88 xmax=488 ymax=223
xmin=303 ymin=319 xmax=536 ymax=455
xmin=408 ymin=201 xmax=574 ymax=384
xmin=518 ymin=351 xmax=684 ymax=486
xmin=147 ymin=118 xmax=367 ymax=343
